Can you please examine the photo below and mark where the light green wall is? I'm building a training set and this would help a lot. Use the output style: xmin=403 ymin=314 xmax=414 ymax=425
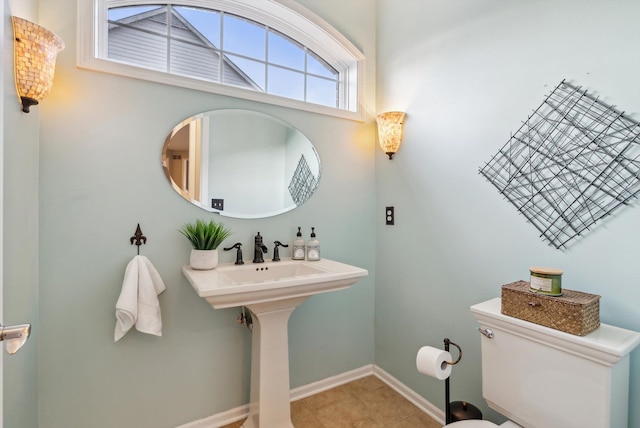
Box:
xmin=3 ymin=1 xmax=40 ymax=427
xmin=5 ymin=1 xmax=640 ymax=427
xmin=375 ymin=0 xmax=640 ymax=426
xmin=33 ymin=1 xmax=376 ymax=427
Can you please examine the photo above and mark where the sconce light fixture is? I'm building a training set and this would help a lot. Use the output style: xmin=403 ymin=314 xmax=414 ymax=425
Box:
xmin=0 ymin=323 xmax=31 ymax=355
xmin=12 ymin=16 xmax=65 ymax=113
xmin=376 ymin=111 xmax=406 ymax=159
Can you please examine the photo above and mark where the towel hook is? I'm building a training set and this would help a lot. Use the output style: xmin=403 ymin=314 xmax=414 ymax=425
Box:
xmin=130 ymin=223 xmax=147 ymax=255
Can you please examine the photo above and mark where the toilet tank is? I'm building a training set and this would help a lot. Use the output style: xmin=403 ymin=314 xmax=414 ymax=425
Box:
xmin=471 ymin=298 xmax=640 ymax=428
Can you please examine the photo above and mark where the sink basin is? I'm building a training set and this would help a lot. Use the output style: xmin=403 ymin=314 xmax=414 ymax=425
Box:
xmin=182 ymin=258 xmax=368 ymax=309
xmin=220 ymin=261 xmax=326 ymax=284
xmin=182 ymin=257 xmax=368 ymax=428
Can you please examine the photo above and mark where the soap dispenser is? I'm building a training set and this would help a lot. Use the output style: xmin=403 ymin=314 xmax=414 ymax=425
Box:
xmin=306 ymin=227 xmax=320 ymax=261
xmin=292 ymin=227 xmax=305 ymax=260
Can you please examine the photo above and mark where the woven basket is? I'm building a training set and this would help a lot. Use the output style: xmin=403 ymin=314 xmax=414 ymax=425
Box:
xmin=501 ymin=281 xmax=600 ymax=336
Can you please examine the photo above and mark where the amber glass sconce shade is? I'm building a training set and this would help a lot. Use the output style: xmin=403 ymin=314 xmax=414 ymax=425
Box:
xmin=376 ymin=111 xmax=406 ymax=159
xmin=12 ymin=17 xmax=65 ymax=113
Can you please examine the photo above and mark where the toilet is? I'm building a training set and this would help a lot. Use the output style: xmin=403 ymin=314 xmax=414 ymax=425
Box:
xmin=446 ymin=298 xmax=640 ymax=428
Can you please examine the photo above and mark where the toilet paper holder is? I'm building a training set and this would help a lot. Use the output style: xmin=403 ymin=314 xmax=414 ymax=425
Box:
xmin=444 ymin=338 xmax=483 ymax=424
xmin=444 ymin=338 xmax=462 ymax=365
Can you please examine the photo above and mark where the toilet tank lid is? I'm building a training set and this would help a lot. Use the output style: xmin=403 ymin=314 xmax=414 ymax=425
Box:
xmin=471 ymin=298 xmax=640 ymax=365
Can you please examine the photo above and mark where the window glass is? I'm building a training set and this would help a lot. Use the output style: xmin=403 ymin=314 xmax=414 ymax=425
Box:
xmin=170 ymin=15 xmax=203 ymax=44
xmin=223 ymin=14 xmax=265 ymax=61
xmin=223 ymin=54 xmax=265 ymax=89
xmin=130 ymin=7 xmax=167 ymax=35
xmin=307 ymin=76 xmax=339 ymax=108
xmin=174 ymin=6 xmax=220 ymax=46
xmin=108 ymin=5 xmax=160 ymax=20
xmin=268 ymin=66 xmax=304 ymax=100
xmin=268 ymin=31 xmax=304 ymax=71
xmin=307 ymin=52 xmax=337 ymax=79
xmin=170 ymin=41 xmax=218 ymax=81
xmin=85 ymin=1 xmax=364 ymax=118
xmin=108 ymin=25 xmax=167 ymax=71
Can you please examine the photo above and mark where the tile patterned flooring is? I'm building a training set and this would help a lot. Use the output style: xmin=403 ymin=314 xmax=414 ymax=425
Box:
xmin=221 ymin=375 xmax=442 ymax=428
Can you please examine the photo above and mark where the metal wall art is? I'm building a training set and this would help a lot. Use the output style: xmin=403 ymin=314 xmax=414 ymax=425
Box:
xmin=479 ymin=80 xmax=640 ymax=249
xmin=288 ymin=155 xmax=318 ymax=206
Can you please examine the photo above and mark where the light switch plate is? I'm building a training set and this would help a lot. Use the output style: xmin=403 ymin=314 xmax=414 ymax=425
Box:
xmin=212 ymin=199 xmax=224 ymax=211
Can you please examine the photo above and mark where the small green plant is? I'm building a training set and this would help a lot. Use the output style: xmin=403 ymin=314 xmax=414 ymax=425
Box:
xmin=180 ymin=219 xmax=233 ymax=251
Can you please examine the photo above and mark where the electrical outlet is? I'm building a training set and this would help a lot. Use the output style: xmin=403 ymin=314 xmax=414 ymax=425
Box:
xmin=212 ymin=199 xmax=224 ymax=211
xmin=385 ymin=206 xmax=394 ymax=225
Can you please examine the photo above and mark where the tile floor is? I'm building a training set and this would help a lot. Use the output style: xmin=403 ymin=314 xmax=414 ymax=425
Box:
xmin=220 ymin=375 xmax=442 ymax=428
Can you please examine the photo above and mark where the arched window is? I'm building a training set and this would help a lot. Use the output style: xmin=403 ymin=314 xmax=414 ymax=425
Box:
xmin=78 ymin=0 xmax=365 ymax=120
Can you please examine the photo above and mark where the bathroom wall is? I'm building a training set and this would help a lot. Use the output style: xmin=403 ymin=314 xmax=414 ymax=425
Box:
xmin=3 ymin=0 xmax=40 ymax=427
xmin=8 ymin=1 xmax=639 ymax=427
xmin=34 ymin=1 xmax=376 ymax=427
xmin=375 ymin=0 xmax=640 ymax=425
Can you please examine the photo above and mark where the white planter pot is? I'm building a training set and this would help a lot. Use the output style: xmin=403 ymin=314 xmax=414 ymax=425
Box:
xmin=190 ymin=249 xmax=219 ymax=270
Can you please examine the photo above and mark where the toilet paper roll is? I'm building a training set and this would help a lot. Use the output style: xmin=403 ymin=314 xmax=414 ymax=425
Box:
xmin=416 ymin=346 xmax=452 ymax=380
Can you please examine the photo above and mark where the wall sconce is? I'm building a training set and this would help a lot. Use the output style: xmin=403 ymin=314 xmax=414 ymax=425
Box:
xmin=376 ymin=111 xmax=406 ymax=159
xmin=12 ymin=16 xmax=65 ymax=113
xmin=0 ymin=323 xmax=31 ymax=355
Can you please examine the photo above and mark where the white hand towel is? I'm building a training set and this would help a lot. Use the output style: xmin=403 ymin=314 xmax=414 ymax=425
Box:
xmin=115 ymin=255 xmax=166 ymax=342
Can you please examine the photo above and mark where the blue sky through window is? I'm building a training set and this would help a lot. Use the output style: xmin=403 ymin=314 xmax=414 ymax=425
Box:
xmin=175 ymin=6 xmax=220 ymax=46
xmin=223 ymin=14 xmax=265 ymax=60
xmin=269 ymin=32 xmax=304 ymax=71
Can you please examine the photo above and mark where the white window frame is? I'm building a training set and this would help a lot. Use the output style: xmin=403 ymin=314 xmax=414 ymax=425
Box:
xmin=77 ymin=0 xmax=365 ymax=121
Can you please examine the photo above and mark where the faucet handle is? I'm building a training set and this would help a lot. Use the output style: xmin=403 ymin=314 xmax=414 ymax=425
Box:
xmin=272 ymin=241 xmax=289 ymax=262
xmin=223 ymin=243 xmax=244 ymax=265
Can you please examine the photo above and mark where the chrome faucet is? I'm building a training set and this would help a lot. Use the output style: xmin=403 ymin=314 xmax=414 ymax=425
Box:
xmin=253 ymin=232 xmax=268 ymax=263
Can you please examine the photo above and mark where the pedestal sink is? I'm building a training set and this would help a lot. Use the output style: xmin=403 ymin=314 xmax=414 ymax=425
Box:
xmin=182 ymin=258 xmax=368 ymax=428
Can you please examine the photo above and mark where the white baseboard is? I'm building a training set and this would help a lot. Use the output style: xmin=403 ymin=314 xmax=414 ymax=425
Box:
xmin=176 ymin=404 xmax=249 ymax=428
xmin=175 ymin=364 xmax=443 ymax=428
xmin=290 ymin=364 xmax=374 ymax=401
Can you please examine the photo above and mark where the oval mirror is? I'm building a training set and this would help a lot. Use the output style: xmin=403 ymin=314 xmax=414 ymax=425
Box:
xmin=162 ymin=109 xmax=321 ymax=218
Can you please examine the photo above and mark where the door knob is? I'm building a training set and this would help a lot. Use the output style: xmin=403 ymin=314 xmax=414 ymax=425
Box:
xmin=1 ymin=323 xmax=31 ymax=355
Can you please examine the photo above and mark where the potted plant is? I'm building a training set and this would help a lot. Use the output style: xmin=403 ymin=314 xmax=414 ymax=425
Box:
xmin=180 ymin=219 xmax=233 ymax=270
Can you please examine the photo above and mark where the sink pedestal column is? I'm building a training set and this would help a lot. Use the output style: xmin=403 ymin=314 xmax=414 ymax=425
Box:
xmin=242 ymin=296 xmax=309 ymax=428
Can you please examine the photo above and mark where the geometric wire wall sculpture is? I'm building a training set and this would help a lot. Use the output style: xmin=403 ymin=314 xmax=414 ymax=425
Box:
xmin=479 ymin=80 xmax=640 ymax=249
xmin=288 ymin=155 xmax=318 ymax=206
